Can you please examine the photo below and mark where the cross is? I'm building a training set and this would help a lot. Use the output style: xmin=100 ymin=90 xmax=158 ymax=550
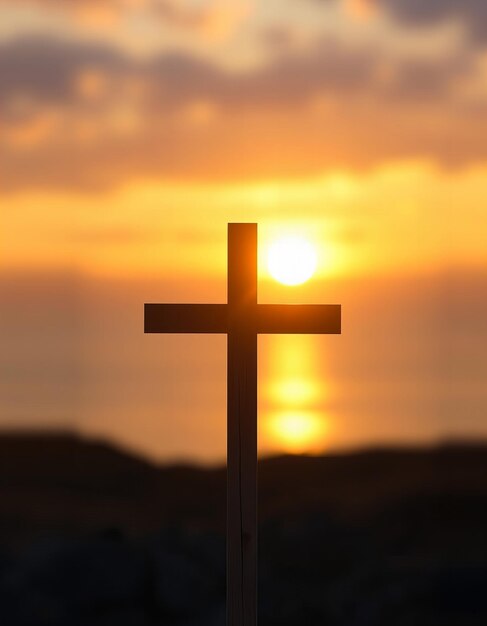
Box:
xmin=144 ymin=223 xmax=341 ymax=626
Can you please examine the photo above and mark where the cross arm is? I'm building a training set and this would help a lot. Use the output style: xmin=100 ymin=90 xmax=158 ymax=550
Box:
xmin=144 ymin=304 xmax=228 ymax=334
xmin=256 ymin=304 xmax=341 ymax=334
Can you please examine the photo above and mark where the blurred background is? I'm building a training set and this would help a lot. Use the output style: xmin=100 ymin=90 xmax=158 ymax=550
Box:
xmin=1 ymin=1 xmax=487 ymax=624
xmin=1 ymin=0 xmax=486 ymax=461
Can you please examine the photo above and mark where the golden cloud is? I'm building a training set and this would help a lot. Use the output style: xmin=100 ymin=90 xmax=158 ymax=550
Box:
xmin=2 ymin=34 xmax=486 ymax=191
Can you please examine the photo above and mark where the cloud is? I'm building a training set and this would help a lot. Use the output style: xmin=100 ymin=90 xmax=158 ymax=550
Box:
xmin=1 ymin=35 xmax=486 ymax=191
xmin=0 ymin=0 xmax=135 ymax=26
xmin=343 ymin=0 xmax=487 ymax=45
xmin=0 ymin=37 xmax=126 ymax=106
xmin=153 ymin=0 xmax=252 ymax=40
xmin=0 ymin=0 xmax=252 ymax=35
xmin=2 ymin=34 xmax=470 ymax=112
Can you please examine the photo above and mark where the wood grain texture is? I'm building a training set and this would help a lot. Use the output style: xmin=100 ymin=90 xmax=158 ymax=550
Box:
xmin=227 ymin=224 xmax=257 ymax=626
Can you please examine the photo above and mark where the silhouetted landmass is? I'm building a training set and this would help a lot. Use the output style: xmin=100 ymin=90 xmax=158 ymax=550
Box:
xmin=0 ymin=433 xmax=486 ymax=625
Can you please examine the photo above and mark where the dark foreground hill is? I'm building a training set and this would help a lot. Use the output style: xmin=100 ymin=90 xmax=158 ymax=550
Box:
xmin=0 ymin=433 xmax=486 ymax=626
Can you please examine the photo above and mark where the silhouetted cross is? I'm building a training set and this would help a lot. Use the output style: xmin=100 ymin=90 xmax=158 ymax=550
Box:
xmin=144 ymin=223 xmax=341 ymax=626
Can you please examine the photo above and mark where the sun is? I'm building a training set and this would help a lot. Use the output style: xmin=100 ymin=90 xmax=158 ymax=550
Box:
xmin=267 ymin=236 xmax=318 ymax=286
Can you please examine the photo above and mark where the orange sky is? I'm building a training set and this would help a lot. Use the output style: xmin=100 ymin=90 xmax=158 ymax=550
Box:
xmin=1 ymin=0 xmax=486 ymax=461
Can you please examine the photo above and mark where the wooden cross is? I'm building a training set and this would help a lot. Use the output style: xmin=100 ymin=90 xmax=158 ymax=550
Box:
xmin=144 ymin=223 xmax=341 ymax=626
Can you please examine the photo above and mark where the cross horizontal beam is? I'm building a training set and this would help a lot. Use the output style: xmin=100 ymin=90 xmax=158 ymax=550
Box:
xmin=257 ymin=304 xmax=341 ymax=334
xmin=144 ymin=303 xmax=341 ymax=335
xmin=144 ymin=303 xmax=227 ymax=334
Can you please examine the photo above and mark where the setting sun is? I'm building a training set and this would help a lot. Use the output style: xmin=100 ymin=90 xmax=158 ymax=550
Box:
xmin=267 ymin=236 xmax=318 ymax=286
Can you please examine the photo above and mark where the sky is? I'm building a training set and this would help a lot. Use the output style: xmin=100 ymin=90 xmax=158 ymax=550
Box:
xmin=1 ymin=0 xmax=486 ymax=462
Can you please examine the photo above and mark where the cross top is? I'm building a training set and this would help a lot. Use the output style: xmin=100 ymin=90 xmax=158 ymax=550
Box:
xmin=145 ymin=223 xmax=341 ymax=626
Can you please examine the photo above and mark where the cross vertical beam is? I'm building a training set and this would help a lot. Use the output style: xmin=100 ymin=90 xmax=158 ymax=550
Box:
xmin=227 ymin=223 xmax=257 ymax=626
xmin=144 ymin=222 xmax=342 ymax=626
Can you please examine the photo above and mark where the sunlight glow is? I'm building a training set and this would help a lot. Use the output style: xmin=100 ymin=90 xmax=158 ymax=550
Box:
xmin=267 ymin=236 xmax=318 ymax=285
xmin=268 ymin=411 xmax=328 ymax=454
xmin=269 ymin=378 xmax=320 ymax=405
xmin=260 ymin=335 xmax=330 ymax=455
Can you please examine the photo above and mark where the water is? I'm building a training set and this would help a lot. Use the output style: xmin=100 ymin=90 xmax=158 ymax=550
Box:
xmin=1 ymin=268 xmax=486 ymax=463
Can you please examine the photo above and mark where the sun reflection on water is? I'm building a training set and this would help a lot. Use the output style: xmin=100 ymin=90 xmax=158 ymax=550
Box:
xmin=269 ymin=378 xmax=320 ymax=406
xmin=267 ymin=410 xmax=328 ymax=454
xmin=260 ymin=335 xmax=331 ymax=455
